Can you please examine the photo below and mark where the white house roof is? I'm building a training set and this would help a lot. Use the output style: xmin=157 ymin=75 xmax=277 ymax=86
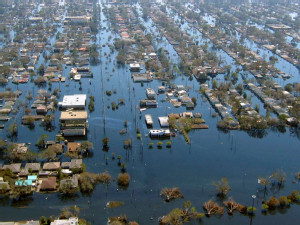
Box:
xmin=130 ymin=63 xmax=140 ymax=68
xmin=158 ymin=117 xmax=169 ymax=127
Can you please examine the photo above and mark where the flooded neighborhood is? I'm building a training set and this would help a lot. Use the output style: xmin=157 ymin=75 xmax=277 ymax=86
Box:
xmin=0 ymin=0 xmax=299 ymax=224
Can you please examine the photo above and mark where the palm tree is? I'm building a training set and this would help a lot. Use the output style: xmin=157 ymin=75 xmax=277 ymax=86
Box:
xmin=121 ymin=163 xmax=126 ymax=173
xmin=117 ymin=155 xmax=121 ymax=166
xmin=102 ymin=137 xmax=109 ymax=146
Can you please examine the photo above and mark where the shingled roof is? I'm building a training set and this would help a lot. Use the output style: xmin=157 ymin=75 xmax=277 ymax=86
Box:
xmin=40 ymin=177 xmax=57 ymax=191
xmin=3 ymin=163 xmax=22 ymax=173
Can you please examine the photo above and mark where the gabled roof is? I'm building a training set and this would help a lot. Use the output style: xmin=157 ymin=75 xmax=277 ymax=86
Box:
xmin=70 ymin=159 xmax=82 ymax=169
xmin=60 ymin=175 xmax=79 ymax=189
xmin=43 ymin=162 xmax=60 ymax=170
xmin=40 ymin=177 xmax=57 ymax=191
xmin=3 ymin=163 xmax=21 ymax=173
xmin=19 ymin=169 xmax=29 ymax=177
xmin=25 ymin=163 xmax=41 ymax=172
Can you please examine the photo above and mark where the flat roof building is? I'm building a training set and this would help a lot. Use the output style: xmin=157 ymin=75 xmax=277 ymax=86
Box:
xmin=58 ymin=94 xmax=87 ymax=109
xmin=158 ymin=116 xmax=169 ymax=127
xmin=60 ymin=111 xmax=88 ymax=121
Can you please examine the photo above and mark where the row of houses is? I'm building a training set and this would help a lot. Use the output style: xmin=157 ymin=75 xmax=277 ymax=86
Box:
xmin=204 ymin=88 xmax=238 ymax=124
xmin=167 ymin=85 xmax=195 ymax=109
xmin=0 ymin=217 xmax=78 ymax=225
xmin=0 ymin=160 xmax=83 ymax=193
xmin=0 ymin=160 xmax=83 ymax=174
xmin=246 ymin=82 xmax=296 ymax=124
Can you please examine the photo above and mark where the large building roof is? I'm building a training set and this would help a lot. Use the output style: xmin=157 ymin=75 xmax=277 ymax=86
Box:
xmin=58 ymin=94 xmax=86 ymax=109
xmin=60 ymin=111 xmax=88 ymax=120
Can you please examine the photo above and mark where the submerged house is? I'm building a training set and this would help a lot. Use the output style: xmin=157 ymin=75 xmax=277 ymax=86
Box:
xmin=132 ymin=73 xmax=152 ymax=82
xmin=59 ymin=175 xmax=79 ymax=190
xmin=149 ymin=129 xmax=171 ymax=137
xmin=146 ymin=88 xmax=156 ymax=99
xmin=60 ymin=111 xmax=88 ymax=136
xmin=140 ymin=99 xmax=158 ymax=107
xmin=24 ymin=163 xmax=41 ymax=172
xmin=58 ymin=94 xmax=87 ymax=109
xmin=70 ymin=159 xmax=83 ymax=170
xmin=40 ymin=177 xmax=57 ymax=191
xmin=3 ymin=163 xmax=22 ymax=174
xmin=129 ymin=63 xmax=141 ymax=72
xmin=145 ymin=114 xmax=153 ymax=126
xmin=12 ymin=143 xmax=28 ymax=154
xmin=43 ymin=162 xmax=61 ymax=171
xmin=158 ymin=117 xmax=169 ymax=127
xmin=67 ymin=142 xmax=81 ymax=153
xmin=50 ymin=217 xmax=78 ymax=225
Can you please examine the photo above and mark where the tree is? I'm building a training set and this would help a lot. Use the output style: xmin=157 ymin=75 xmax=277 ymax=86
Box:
xmin=191 ymin=97 xmax=197 ymax=105
xmin=278 ymin=196 xmax=289 ymax=207
xmin=39 ymin=216 xmax=48 ymax=225
xmin=203 ymin=200 xmax=224 ymax=216
xmin=99 ymin=171 xmax=111 ymax=184
xmin=161 ymin=187 xmax=184 ymax=202
xmin=259 ymin=176 xmax=270 ymax=191
xmin=38 ymin=64 xmax=45 ymax=75
xmin=36 ymin=134 xmax=48 ymax=148
xmin=78 ymin=172 xmax=101 ymax=193
xmin=79 ymin=141 xmax=93 ymax=154
xmin=59 ymin=206 xmax=81 ymax=219
xmin=10 ymin=185 xmax=33 ymax=199
xmin=212 ymin=79 xmax=218 ymax=89
xmin=26 ymin=116 xmax=35 ymax=129
xmin=266 ymin=196 xmax=279 ymax=209
xmin=118 ymin=173 xmax=130 ymax=187
xmin=6 ymin=122 xmax=18 ymax=137
xmin=223 ymin=197 xmax=243 ymax=214
xmin=117 ymin=155 xmax=122 ymax=166
xmin=284 ymin=83 xmax=293 ymax=93
xmin=287 ymin=190 xmax=300 ymax=202
xmin=59 ymin=182 xmax=79 ymax=196
xmin=88 ymin=96 xmax=95 ymax=112
xmin=42 ymin=115 xmax=53 ymax=128
xmin=40 ymin=149 xmax=56 ymax=161
xmin=272 ymin=169 xmax=286 ymax=188
xmin=121 ymin=163 xmax=126 ymax=173
xmin=258 ymin=176 xmax=270 ymax=198
xmin=102 ymin=137 xmax=109 ymax=146
xmin=0 ymin=65 xmax=11 ymax=76
xmin=212 ymin=177 xmax=231 ymax=197
xmin=159 ymin=201 xmax=204 ymax=225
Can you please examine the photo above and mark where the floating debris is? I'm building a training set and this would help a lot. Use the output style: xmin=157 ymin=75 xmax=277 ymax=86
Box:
xmin=106 ymin=201 xmax=124 ymax=208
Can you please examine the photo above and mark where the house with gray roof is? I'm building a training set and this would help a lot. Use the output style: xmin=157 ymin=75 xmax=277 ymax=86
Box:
xmin=25 ymin=163 xmax=41 ymax=172
xmin=70 ymin=159 xmax=82 ymax=170
xmin=43 ymin=162 xmax=61 ymax=171
xmin=3 ymin=163 xmax=22 ymax=173
xmin=60 ymin=174 xmax=79 ymax=189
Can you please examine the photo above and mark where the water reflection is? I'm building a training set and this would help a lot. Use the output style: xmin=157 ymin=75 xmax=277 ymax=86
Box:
xmin=11 ymin=196 xmax=34 ymax=208
xmin=246 ymin=129 xmax=268 ymax=139
xmin=58 ymin=193 xmax=80 ymax=203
